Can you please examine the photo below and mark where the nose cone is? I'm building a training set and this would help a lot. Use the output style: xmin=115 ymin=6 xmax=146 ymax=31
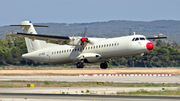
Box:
xmin=146 ymin=42 xmax=154 ymax=51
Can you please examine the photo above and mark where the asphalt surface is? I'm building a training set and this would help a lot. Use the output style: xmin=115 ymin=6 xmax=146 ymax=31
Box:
xmin=0 ymin=76 xmax=180 ymax=83
xmin=0 ymin=93 xmax=180 ymax=101
xmin=0 ymin=87 xmax=179 ymax=94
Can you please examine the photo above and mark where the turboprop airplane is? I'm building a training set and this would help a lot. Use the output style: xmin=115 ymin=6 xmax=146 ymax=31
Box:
xmin=5 ymin=21 xmax=167 ymax=69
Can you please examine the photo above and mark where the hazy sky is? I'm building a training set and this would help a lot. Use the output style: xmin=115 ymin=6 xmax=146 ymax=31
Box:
xmin=0 ymin=0 xmax=180 ymax=26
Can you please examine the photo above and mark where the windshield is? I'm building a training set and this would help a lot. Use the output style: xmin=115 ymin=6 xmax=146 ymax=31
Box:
xmin=140 ymin=37 xmax=145 ymax=40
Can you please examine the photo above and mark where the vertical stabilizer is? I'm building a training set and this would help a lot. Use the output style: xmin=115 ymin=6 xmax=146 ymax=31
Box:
xmin=21 ymin=21 xmax=43 ymax=52
xmin=6 ymin=21 xmax=58 ymax=53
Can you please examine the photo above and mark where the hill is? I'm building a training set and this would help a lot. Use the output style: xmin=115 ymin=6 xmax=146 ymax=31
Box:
xmin=0 ymin=20 xmax=180 ymax=42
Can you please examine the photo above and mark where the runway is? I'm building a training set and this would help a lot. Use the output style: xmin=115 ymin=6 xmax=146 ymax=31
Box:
xmin=0 ymin=93 xmax=180 ymax=101
xmin=0 ymin=76 xmax=180 ymax=83
xmin=0 ymin=87 xmax=179 ymax=94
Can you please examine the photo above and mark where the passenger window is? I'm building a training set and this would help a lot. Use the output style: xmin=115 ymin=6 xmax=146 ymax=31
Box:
xmin=78 ymin=48 xmax=79 ymax=51
xmin=99 ymin=45 xmax=101 ymax=48
xmin=67 ymin=50 xmax=68 ymax=52
xmin=75 ymin=49 xmax=76 ymax=51
xmin=59 ymin=51 xmax=61 ymax=53
xmin=115 ymin=43 xmax=116 ymax=46
xmin=102 ymin=45 xmax=103 ymax=48
xmin=107 ymin=44 xmax=108 ymax=47
xmin=104 ymin=45 xmax=106 ymax=47
xmin=54 ymin=52 xmax=56 ymax=54
xmin=57 ymin=51 xmax=58 ymax=54
xmin=109 ymin=44 xmax=111 ymax=47
xmin=69 ymin=49 xmax=71 ymax=52
xmin=52 ymin=52 xmax=53 ymax=54
xmin=64 ymin=50 xmax=66 ymax=53
xmin=96 ymin=46 xmax=98 ymax=48
xmin=91 ymin=46 xmax=92 ymax=49
xmin=117 ymin=43 xmax=119 ymax=45
xmin=94 ymin=46 xmax=95 ymax=49
xmin=112 ymin=44 xmax=113 ymax=46
xmin=62 ymin=51 xmax=63 ymax=53
xmin=88 ymin=47 xmax=90 ymax=49
xmin=135 ymin=38 xmax=139 ymax=41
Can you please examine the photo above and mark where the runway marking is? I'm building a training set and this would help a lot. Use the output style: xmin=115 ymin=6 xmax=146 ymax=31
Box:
xmin=79 ymin=74 xmax=172 ymax=76
xmin=52 ymin=91 xmax=60 ymax=94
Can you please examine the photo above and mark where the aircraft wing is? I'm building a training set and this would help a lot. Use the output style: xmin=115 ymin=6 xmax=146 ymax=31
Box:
xmin=6 ymin=32 xmax=70 ymax=44
xmin=147 ymin=36 xmax=167 ymax=41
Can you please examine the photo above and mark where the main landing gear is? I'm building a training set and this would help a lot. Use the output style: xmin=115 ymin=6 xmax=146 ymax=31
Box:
xmin=100 ymin=62 xmax=108 ymax=69
xmin=76 ymin=61 xmax=108 ymax=69
xmin=76 ymin=62 xmax=84 ymax=68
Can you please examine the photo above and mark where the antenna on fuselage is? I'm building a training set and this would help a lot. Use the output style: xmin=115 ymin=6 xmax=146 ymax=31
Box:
xmin=133 ymin=32 xmax=136 ymax=35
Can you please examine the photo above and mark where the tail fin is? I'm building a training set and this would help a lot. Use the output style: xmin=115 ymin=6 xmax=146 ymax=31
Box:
xmin=6 ymin=21 xmax=49 ymax=53
xmin=6 ymin=21 xmax=58 ymax=53
xmin=21 ymin=21 xmax=43 ymax=52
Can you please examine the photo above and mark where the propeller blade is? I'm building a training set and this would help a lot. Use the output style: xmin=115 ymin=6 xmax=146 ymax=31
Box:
xmin=84 ymin=26 xmax=87 ymax=37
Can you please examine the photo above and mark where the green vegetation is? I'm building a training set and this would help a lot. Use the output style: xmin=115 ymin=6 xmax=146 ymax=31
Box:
xmin=0 ymin=80 xmax=180 ymax=88
xmin=86 ymin=89 xmax=90 ymax=93
xmin=117 ymin=89 xmax=180 ymax=96
xmin=44 ymin=81 xmax=50 ymax=85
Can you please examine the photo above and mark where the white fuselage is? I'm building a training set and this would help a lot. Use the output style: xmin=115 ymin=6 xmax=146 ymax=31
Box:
xmin=22 ymin=35 xmax=151 ymax=64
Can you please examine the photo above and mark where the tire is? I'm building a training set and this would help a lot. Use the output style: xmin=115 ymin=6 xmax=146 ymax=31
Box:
xmin=76 ymin=62 xmax=84 ymax=68
xmin=100 ymin=62 xmax=108 ymax=69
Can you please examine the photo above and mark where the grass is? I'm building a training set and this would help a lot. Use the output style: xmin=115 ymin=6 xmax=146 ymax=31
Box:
xmin=0 ymin=80 xmax=180 ymax=88
xmin=117 ymin=89 xmax=180 ymax=96
xmin=86 ymin=89 xmax=90 ymax=93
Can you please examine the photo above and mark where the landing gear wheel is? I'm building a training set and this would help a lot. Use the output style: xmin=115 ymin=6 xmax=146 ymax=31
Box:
xmin=100 ymin=62 xmax=108 ymax=69
xmin=76 ymin=62 xmax=84 ymax=68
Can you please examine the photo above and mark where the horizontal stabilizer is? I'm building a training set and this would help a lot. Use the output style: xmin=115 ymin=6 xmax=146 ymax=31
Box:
xmin=4 ymin=25 xmax=48 ymax=28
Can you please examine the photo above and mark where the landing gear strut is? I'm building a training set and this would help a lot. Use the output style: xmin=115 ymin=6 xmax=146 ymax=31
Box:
xmin=143 ymin=53 xmax=148 ymax=60
xmin=76 ymin=62 xmax=84 ymax=68
xmin=100 ymin=62 xmax=108 ymax=69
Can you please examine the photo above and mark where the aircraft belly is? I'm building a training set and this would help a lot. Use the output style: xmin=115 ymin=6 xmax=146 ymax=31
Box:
xmin=50 ymin=53 xmax=72 ymax=64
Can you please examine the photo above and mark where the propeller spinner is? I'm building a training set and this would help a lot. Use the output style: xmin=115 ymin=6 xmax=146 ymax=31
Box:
xmin=81 ymin=37 xmax=88 ymax=42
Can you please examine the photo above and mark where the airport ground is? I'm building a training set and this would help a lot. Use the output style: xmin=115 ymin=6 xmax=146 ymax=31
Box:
xmin=0 ymin=67 xmax=180 ymax=75
xmin=0 ymin=67 xmax=180 ymax=100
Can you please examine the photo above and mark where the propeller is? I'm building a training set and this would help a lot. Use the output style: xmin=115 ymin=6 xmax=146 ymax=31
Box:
xmin=80 ymin=26 xmax=88 ymax=44
xmin=84 ymin=26 xmax=87 ymax=37
xmin=80 ymin=27 xmax=89 ymax=52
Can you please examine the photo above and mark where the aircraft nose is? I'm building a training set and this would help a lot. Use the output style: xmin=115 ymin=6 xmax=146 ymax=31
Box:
xmin=146 ymin=42 xmax=154 ymax=51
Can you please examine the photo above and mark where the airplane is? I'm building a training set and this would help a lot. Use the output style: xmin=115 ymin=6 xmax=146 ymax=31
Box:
xmin=5 ymin=21 xmax=167 ymax=69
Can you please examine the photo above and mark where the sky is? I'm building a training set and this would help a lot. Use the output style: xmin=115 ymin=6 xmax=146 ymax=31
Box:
xmin=0 ymin=0 xmax=180 ymax=26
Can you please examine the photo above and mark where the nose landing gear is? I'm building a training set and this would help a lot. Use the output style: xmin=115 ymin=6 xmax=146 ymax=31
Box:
xmin=142 ymin=53 xmax=148 ymax=60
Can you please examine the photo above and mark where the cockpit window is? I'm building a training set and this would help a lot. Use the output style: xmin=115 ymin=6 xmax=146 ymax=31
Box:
xmin=140 ymin=37 xmax=145 ymax=40
xmin=135 ymin=38 xmax=139 ymax=41
xmin=132 ymin=38 xmax=135 ymax=41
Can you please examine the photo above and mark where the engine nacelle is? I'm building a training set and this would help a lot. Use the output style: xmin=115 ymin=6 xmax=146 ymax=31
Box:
xmin=68 ymin=37 xmax=82 ymax=46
